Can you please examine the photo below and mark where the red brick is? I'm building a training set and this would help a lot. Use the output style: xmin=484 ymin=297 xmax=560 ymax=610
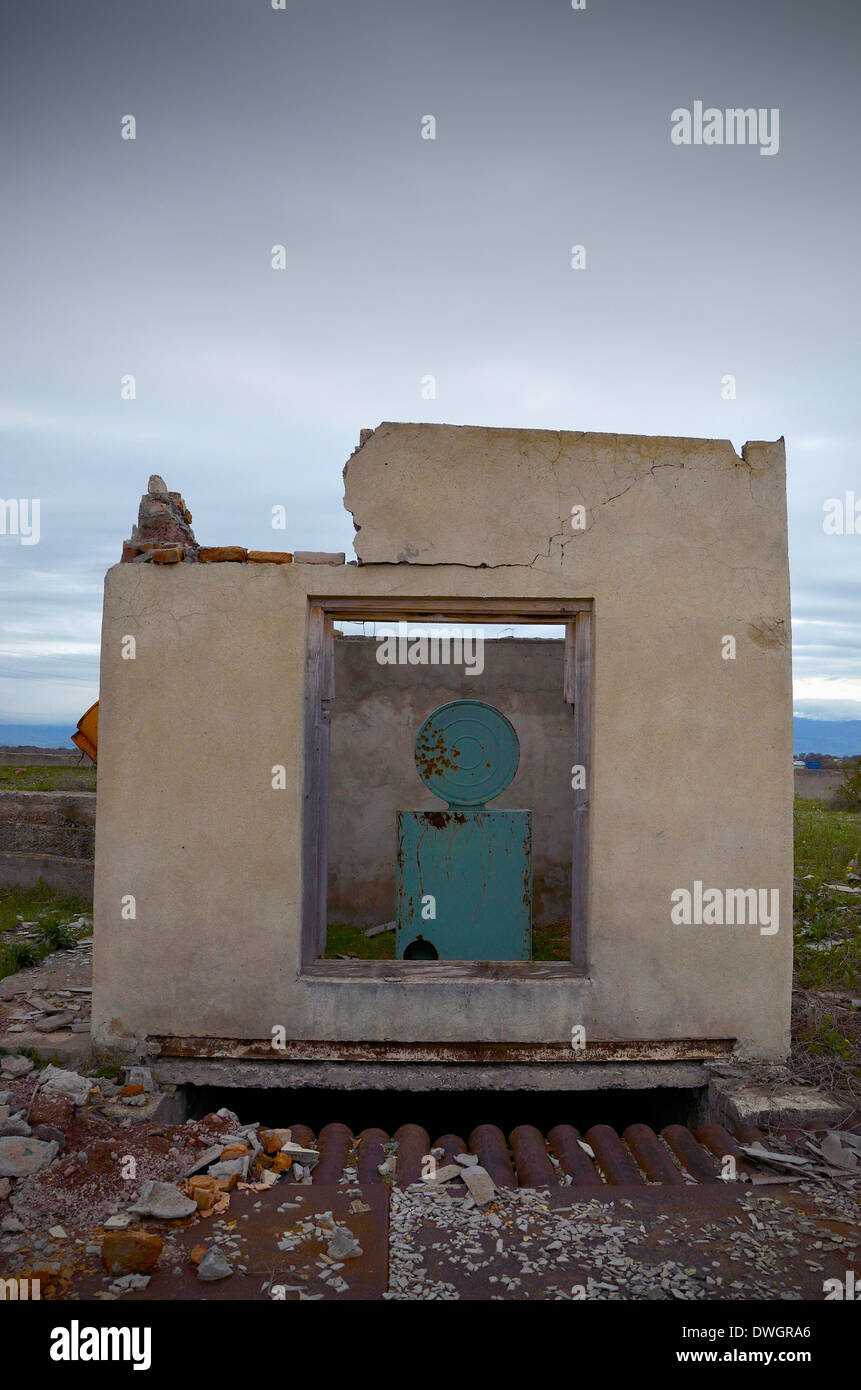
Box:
xmin=101 ymin=1230 xmax=163 ymax=1276
xmin=247 ymin=550 xmax=293 ymax=564
xmin=198 ymin=546 xmax=247 ymax=563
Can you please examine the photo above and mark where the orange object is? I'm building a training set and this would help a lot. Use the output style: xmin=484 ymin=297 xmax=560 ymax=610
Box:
xmin=72 ymin=701 xmax=98 ymax=764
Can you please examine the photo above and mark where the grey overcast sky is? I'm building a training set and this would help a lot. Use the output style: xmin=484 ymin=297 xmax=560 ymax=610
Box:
xmin=1 ymin=0 xmax=859 ymax=725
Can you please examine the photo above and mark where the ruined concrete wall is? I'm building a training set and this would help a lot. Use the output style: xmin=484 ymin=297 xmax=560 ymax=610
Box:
xmin=0 ymin=790 xmax=95 ymax=898
xmin=328 ymin=636 xmax=571 ymax=928
xmin=92 ymin=424 xmax=793 ymax=1063
xmin=792 ymin=770 xmax=846 ymax=803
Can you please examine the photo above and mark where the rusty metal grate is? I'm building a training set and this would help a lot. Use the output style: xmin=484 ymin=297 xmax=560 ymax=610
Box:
xmin=281 ymin=1118 xmax=767 ymax=1188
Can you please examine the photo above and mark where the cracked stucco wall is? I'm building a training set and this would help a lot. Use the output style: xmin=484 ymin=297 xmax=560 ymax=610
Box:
xmin=92 ymin=423 xmax=793 ymax=1064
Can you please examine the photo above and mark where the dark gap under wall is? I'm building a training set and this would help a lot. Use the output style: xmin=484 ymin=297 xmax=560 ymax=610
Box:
xmin=182 ymin=1085 xmax=705 ymax=1136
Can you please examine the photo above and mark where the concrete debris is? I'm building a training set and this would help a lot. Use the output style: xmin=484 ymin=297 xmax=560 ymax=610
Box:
xmin=1 ymin=1055 xmax=34 ymax=1077
xmin=208 ymin=1157 xmax=250 ymax=1182
xmin=280 ymin=1143 xmax=319 ymax=1166
xmin=0 ymin=1112 xmax=31 ymax=1138
xmin=38 ymin=1064 xmax=93 ymax=1107
xmin=104 ymin=1213 xmax=134 ymax=1230
xmin=327 ymin=1225 xmax=363 ymax=1260
xmin=739 ymin=1144 xmax=815 ymax=1171
xmin=34 ymin=1013 xmax=74 ymax=1032
xmin=0 ymin=1135 xmax=59 ymax=1176
xmin=819 ymin=1133 xmax=859 ymax=1171
xmin=461 ymin=1166 xmax=497 ymax=1206
xmin=197 ymin=1247 xmax=233 ymax=1282
xmin=183 ymin=1143 xmax=225 ymax=1177
xmin=431 ymin=1165 xmax=464 ymax=1184
xmin=454 ymin=1153 xmax=479 ymax=1168
xmin=128 ymin=1179 xmax=197 ymax=1220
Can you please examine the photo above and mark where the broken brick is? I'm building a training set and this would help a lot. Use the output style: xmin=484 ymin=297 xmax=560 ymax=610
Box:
xmin=120 ymin=1084 xmax=145 ymax=1098
xmin=101 ymin=1230 xmax=163 ymax=1276
xmin=259 ymin=1130 xmax=284 ymax=1155
xmin=219 ymin=1143 xmax=250 ymax=1161
xmin=150 ymin=545 xmax=184 ymax=564
xmin=247 ymin=550 xmax=293 ymax=564
xmin=198 ymin=546 xmax=247 ymax=563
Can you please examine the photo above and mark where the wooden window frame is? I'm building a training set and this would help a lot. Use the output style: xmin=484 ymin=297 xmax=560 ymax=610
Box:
xmin=301 ymin=597 xmax=593 ymax=977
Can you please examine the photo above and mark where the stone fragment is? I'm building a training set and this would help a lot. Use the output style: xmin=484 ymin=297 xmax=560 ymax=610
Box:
xmin=34 ymin=1013 xmax=74 ymax=1032
xmin=208 ymin=1157 xmax=249 ymax=1181
xmin=431 ymin=1164 xmax=464 ymax=1183
xmin=148 ymin=474 xmax=168 ymax=495
xmin=247 ymin=550 xmax=293 ymax=563
xmin=271 ymin=1152 xmax=293 ymax=1173
xmin=104 ymin=1213 xmax=133 ymax=1230
xmin=126 ymin=1067 xmax=155 ymax=1092
xmin=1 ymin=1055 xmax=33 ymax=1077
xmin=197 ymin=1247 xmax=233 ymax=1282
xmin=292 ymin=551 xmax=345 ymax=564
xmin=128 ymin=1179 xmax=197 ymax=1220
xmin=0 ymin=1114 xmax=31 ymax=1138
xmin=38 ymin=1065 xmax=92 ymax=1106
xmin=189 ymin=1243 xmax=207 ymax=1265
xmin=1 ymin=1214 xmax=25 ymax=1231
xmin=121 ymin=1084 xmax=145 ymax=1098
xmin=461 ymin=1166 xmax=496 ymax=1206
xmin=327 ymin=1226 xmax=362 ymax=1260
xmin=0 ymin=1177 xmax=10 ymax=1199
xmin=101 ymin=1229 xmax=163 ymax=1276
xmin=151 ymin=545 xmax=183 ymax=564
xmin=32 ymin=1124 xmax=66 ymax=1151
xmin=0 ymin=1136 xmax=59 ymax=1176
xmin=198 ymin=546 xmax=247 ymax=563
xmin=454 ymin=1153 xmax=479 ymax=1167
xmin=280 ymin=1143 xmax=318 ymax=1166
xmin=49 ymin=1225 xmax=67 ymax=1239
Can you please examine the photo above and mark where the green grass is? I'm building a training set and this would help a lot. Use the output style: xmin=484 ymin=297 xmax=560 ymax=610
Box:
xmin=0 ymin=882 xmax=91 ymax=980
xmin=0 ymin=765 xmax=96 ymax=792
xmin=793 ymin=798 xmax=861 ymax=880
xmin=793 ymin=799 xmax=861 ymax=993
xmin=323 ymin=916 xmax=571 ymax=961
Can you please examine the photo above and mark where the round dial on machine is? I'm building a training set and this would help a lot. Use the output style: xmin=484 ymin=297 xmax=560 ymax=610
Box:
xmin=413 ymin=699 xmax=520 ymax=809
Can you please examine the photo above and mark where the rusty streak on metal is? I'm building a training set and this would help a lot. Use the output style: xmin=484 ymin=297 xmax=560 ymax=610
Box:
xmin=149 ymin=1036 xmax=734 ymax=1063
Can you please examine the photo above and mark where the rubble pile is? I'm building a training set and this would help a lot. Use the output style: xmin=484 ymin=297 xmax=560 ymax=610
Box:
xmin=122 ymin=475 xmax=199 ymax=564
xmin=0 ymin=1055 xmax=330 ymax=1294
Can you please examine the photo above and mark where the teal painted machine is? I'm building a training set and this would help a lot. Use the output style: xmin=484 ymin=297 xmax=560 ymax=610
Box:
xmin=396 ymin=700 xmax=532 ymax=961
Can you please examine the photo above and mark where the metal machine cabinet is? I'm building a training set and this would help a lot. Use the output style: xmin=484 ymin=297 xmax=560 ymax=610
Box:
xmin=396 ymin=699 xmax=532 ymax=961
